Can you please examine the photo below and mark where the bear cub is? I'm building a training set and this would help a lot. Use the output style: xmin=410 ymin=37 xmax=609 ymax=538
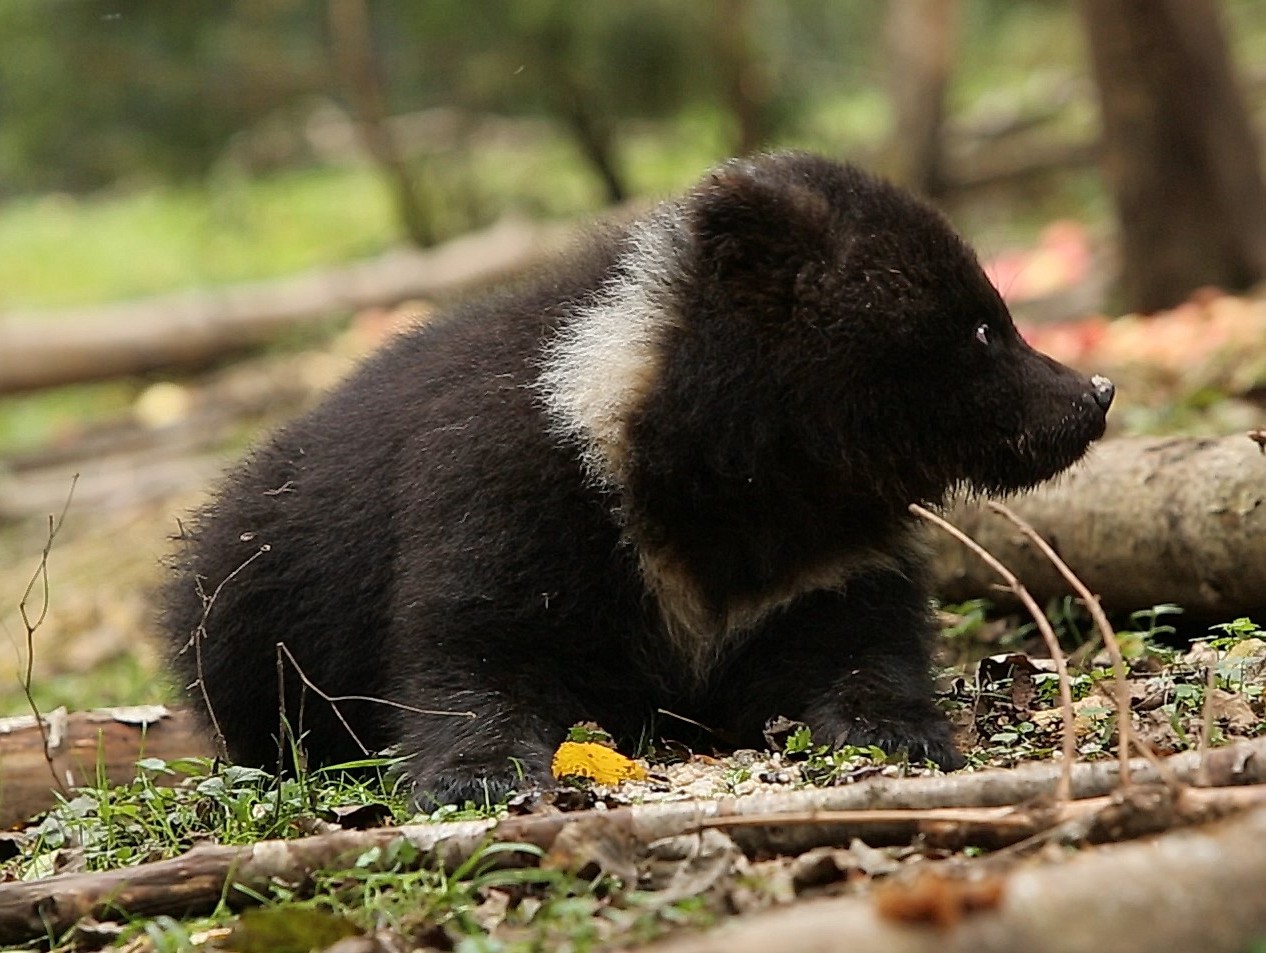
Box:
xmin=163 ymin=152 xmax=1114 ymax=805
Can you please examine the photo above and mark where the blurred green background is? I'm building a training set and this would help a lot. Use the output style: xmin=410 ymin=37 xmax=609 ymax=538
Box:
xmin=1 ymin=0 xmax=1257 ymax=310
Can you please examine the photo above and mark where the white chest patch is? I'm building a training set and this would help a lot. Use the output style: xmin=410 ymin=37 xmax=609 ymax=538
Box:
xmin=537 ymin=209 xmax=688 ymax=489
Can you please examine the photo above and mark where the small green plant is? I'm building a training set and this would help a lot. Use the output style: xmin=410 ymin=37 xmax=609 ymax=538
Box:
xmin=781 ymin=724 xmax=815 ymax=757
xmin=1195 ymin=616 xmax=1266 ymax=703
xmin=140 ymin=915 xmax=201 ymax=953
xmin=777 ymin=726 xmax=896 ymax=785
xmin=566 ymin=722 xmax=616 ymax=746
xmin=988 ymin=720 xmax=1038 ymax=746
xmin=1206 ymin=616 xmax=1266 ymax=648
xmin=802 ymin=744 xmax=893 ymax=786
xmin=1009 ymin=595 xmax=1092 ymax=653
xmin=1032 ymin=670 xmax=1093 ymax=703
xmin=1114 ymin=603 xmax=1185 ymax=661
xmin=719 ymin=763 xmax=752 ymax=793
xmin=13 ymin=756 xmax=414 ymax=879
xmin=939 ymin=599 xmax=991 ymax=641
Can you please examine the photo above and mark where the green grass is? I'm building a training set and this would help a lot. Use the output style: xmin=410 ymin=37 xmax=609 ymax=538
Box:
xmin=0 ymin=123 xmax=725 ymax=315
xmin=0 ymin=651 xmax=167 ymax=717
xmin=8 ymin=757 xmax=714 ymax=952
xmin=0 ymin=167 xmax=396 ymax=311
xmin=17 ymin=759 xmax=415 ymax=874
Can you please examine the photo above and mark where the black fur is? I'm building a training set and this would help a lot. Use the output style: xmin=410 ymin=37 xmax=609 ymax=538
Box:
xmin=162 ymin=153 xmax=1113 ymax=805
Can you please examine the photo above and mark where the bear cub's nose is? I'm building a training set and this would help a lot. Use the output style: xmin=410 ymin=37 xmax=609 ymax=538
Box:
xmin=1089 ymin=374 xmax=1115 ymax=411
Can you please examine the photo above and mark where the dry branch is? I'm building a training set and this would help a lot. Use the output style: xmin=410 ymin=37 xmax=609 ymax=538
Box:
xmin=3 ymin=736 xmax=1264 ymax=944
xmin=0 ymin=706 xmax=213 ymax=828
xmin=697 ymin=783 xmax=1266 ymax=853
xmin=1 ymin=701 xmax=1261 ymax=834
xmin=0 ymin=216 xmax=574 ymax=394
xmin=0 ymin=820 xmax=501 ymax=944
xmin=984 ymin=501 xmax=1133 ymax=786
xmin=933 ymin=434 xmax=1266 ymax=618
xmin=912 ymin=503 xmax=1077 ymax=800
xmin=646 ymin=803 xmax=1266 ymax=953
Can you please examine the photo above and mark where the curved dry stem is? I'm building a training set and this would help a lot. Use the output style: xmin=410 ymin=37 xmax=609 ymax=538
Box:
xmin=911 ymin=503 xmax=1076 ymax=802
xmin=16 ymin=474 xmax=79 ymax=797
xmin=985 ymin=500 xmax=1133 ymax=788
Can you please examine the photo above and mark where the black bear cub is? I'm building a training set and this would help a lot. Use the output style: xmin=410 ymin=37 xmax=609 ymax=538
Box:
xmin=164 ymin=152 xmax=1113 ymax=804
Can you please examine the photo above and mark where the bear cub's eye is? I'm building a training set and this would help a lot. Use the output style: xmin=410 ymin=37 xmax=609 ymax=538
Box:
xmin=974 ymin=323 xmax=991 ymax=346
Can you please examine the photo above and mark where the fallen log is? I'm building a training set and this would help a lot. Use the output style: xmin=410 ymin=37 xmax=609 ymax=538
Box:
xmin=0 ymin=706 xmax=212 ymax=828
xmin=647 ymin=803 xmax=1266 ymax=953
xmin=933 ymin=433 xmax=1266 ymax=620
xmin=0 ymin=216 xmax=574 ymax=395
xmin=0 ymin=350 xmax=335 ymax=522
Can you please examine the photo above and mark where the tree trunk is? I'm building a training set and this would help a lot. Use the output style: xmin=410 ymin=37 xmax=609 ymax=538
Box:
xmin=554 ymin=73 xmax=628 ymax=205
xmin=1077 ymin=0 xmax=1266 ymax=313
xmin=714 ymin=0 xmax=770 ymax=156
xmin=883 ymin=0 xmax=960 ymax=197
xmin=327 ymin=0 xmax=435 ymax=247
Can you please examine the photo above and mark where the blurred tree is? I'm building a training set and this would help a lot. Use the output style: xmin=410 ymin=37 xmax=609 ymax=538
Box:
xmin=0 ymin=0 xmax=327 ymax=194
xmin=527 ymin=2 xmax=634 ymax=204
xmin=381 ymin=0 xmax=805 ymax=205
xmin=0 ymin=0 xmax=898 ymax=218
xmin=713 ymin=0 xmax=774 ymax=156
xmin=1077 ymin=0 xmax=1266 ymax=313
xmin=367 ymin=0 xmax=710 ymax=206
xmin=327 ymin=0 xmax=434 ymax=245
xmin=882 ymin=0 xmax=959 ymax=197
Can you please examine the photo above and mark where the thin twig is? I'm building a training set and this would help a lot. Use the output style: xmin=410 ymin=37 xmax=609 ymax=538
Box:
xmin=985 ymin=501 xmax=1134 ymax=788
xmin=273 ymin=641 xmax=476 ymax=760
xmin=185 ymin=544 xmax=272 ymax=759
xmin=1197 ymin=660 xmax=1217 ymax=787
xmin=276 ymin=641 xmax=293 ymax=784
xmin=16 ymin=474 xmax=79 ymax=796
xmin=910 ymin=503 xmax=1076 ymax=802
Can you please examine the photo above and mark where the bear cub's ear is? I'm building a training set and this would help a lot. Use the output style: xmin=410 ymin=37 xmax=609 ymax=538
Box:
xmin=687 ymin=160 xmax=833 ymax=276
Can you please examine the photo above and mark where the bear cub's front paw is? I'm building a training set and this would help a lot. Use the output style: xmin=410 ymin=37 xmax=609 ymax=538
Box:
xmin=407 ymin=744 xmax=554 ymax=809
xmin=806 ymin=703 xmax=964 ymax=771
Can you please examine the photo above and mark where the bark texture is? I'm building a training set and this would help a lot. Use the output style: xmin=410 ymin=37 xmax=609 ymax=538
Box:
xmin=934 ymin=435 xmax=1266 ymax=618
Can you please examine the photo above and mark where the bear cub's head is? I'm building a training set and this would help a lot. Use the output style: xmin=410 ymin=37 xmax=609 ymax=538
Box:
xmin=665 ymin=151 xmax=1113 ymax=508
